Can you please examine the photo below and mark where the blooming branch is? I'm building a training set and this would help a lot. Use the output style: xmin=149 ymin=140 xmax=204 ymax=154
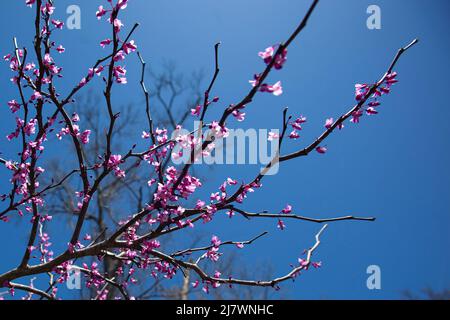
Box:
xmin=0 ymin=0 xmax=418 ymax=299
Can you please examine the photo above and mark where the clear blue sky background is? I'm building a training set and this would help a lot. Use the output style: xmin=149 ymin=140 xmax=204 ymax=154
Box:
xmin=0 ymin=0 xmax=449 ymax=299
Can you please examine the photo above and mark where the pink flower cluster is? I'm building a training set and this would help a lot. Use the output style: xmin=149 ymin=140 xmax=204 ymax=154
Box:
xmin=289 ymin=116 xmax=307 ymax=140
xmin=250 ymin=74 xmax=283 ymax=96
xmin=106 ymin=154 xmax=126 ymax=178
xmin=353 ymin=72 xmax=398 ymax=122
xmin=258 ymin=45 xmax=288 ymax=70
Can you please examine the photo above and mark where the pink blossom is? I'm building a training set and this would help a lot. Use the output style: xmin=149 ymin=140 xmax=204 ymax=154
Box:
xmin=258 ymin=46 xmax=274 ymax=63
xmin=107 ymin=155 xmax=126 ymax=178
xmin=31 ymin=91 xmax=42 ymax=101
xmin=5 ymin=161 xmax=15 ymax=170
xmin=123 ymin=40 xmax=137 ymax=54
xmin=292 ymin=116 xmax=307 ymax=130
xmin=25 ymin=0 xmax=36 ymax=7
xmin=113 ymin=19 xmax=124 ymax=33
xmin=41 ymin=3 xmax=54 ymax=15
xmin=107 ymin=154 xmax=123 ymax=168
xmin=100 ymin=39 xmax=112 ymax=48
xmin=117 ymin=0 xmax=129 ymax=10
xmin=316 ymin=146 xmax=327 ymax=154
xmin=94 ymin=66 xmax=104 ymax=76
xmin=56 ymin=45 xmax=65 ymax=53
xmin=325 ymin=118 xmax=334 ymax=129
xmin=211 ymin=235 xmax=221 ymax=247
xmin=273 ymin=47 xmax=288 ymax=69
xmin=113 ymin=50 xmax=126 ymax=62
xmin=78 ymin=78 xmax=87 ymax=88
xmin=380 ymin=87 xmax=390 ymax=95
xmin=355 ymin=84 xmax=369 ymax=101
xmin=385 ymin=72 xmax=398 ymax=86
xmin=271 ymin=81 xmax=283 ymax=96
xmin=43 ymin=53 xmax=53 ymax=66
xmin=96 ymin=6 xmax=107 ymax=19
xmin=191 ymin=105 xmax=201 ymax=117
xmin=289 ymin=130 xmax=300 ymax=140
xmin=226 ymin=210 xmax=235 ymax=219
xmin=277 ymin=219 xmax=286 ymax=230
xmin=51 ymin=19 xmax=64 ymax=29
xmin=116 ymin=77 xmax=127 ymax=85
xmin=24 ymin=62 xmax=35 ymax=71
xmin=72 ymin=113 xmax=80 ymax=122
xmin=350 ymin=110 xmax=363 ymax=123
xmin=9 ymin=57 xmax=19 ymax=71
xmin=196 ymin=200 xmax=206 ymax=209
xmin=80 ymin=130 xmax=91 ymax=145
xmin=282 ymin=204 xmax=292 ymax=214
xmin=268 ymin=131 xmax=279 ymax=141
xmin=299 ymin=258 xmax=309 ymax=267
xmin=232 ymin=109 xmax=246 ymax=122
xmin=206 ymin=247 xmax=220 ymax=262
xmin=366 ymin=107 xmax=378 ymax=115
xmin=260 ymin=81 xmax=283 ymax=96
xmin=258 ymin=45 xmax=288 ymax=69
xmin=7 ymin=100 xmax=20 ymax=113
xmin=249 ymin=73 xmax=261 ymax=87
xmin=24 ymin=119 xmax=37 ymax=136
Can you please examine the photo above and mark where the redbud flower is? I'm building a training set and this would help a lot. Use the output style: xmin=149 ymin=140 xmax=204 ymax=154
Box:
xmin=123 ymin=40 xmax=137 ymax=54
xmin=191 ymin=105 xmax=201 ymax=117
xmin=366 ymin=107 xmax=378 ymax=115
xmin=113 ymin=19 xmax=124 ymax=33
xmin=350 ymin=110 xmax=363 ymax=124
xmin=289 ymin=130 xmax=300 ymax=140
xmin=316 ymin=146 xmax=327 ymax=154
xmin=117 ymin=0 xmax=129 ymax=10
xmin=100 ymin=39 xmax=112 ymax=48
xmin=258 ymin=46 xmax=274 ymax=64
xmin=51 ymin=20 xmax=64 ymax=29
xmin=260 ymin=81 xmax=283 ymax=96
xmin=56 ymin=45 xmax=65 ymax=53
xmin=80 ymin=130 xmax=91 ymax=145
xmin=7 ymin=100 xmax=20 ymax=113
xmin=31 ymin=91 xmax=42 ymax=101
xmin=232 ymin=110 xmax=246 ymax=122
xmin=96 ymin=6 xmax=107 ymax=19
xmin=258 ymin=45 xmax=288 ymax=69
xmin=282 ymin=204 xmax=292 ymax=214
xmin=268 ymin=131 xmax=279 ymax=141
xmin=113 ymin=50 xmax=125 ymax=62
xmin=211 ymin=235 xmax=221 ymax=247
xmin=277 ymin=219 xmax=286 ymax=230
xmin=355 ymin=84 xmax=369 ymax=100
xmin=26 ymin=0 xmax=36 ymax=7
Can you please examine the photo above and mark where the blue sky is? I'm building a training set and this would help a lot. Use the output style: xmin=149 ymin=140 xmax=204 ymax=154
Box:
xmin=0 ymin=0 xmax=449 ymax=299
